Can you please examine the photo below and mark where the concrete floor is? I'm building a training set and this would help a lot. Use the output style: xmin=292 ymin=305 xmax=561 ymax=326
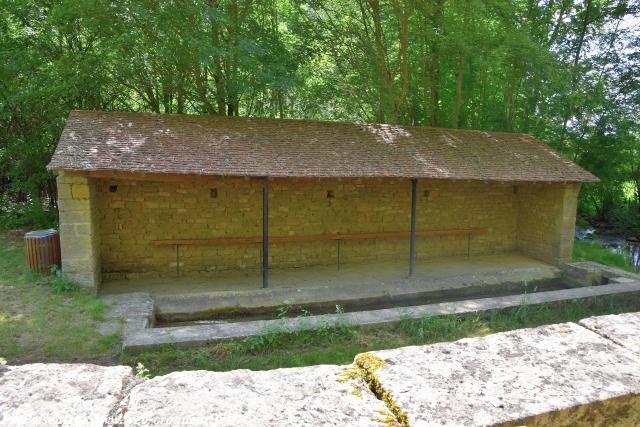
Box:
xmin=101 ymin=254 xmax=558 ymax=297
xmin=100 ymin=254 xmax=562 ymax=320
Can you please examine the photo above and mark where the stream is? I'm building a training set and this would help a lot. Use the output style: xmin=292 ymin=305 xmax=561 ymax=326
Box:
xmin=575 ymin=226 xmax=640 ymax=272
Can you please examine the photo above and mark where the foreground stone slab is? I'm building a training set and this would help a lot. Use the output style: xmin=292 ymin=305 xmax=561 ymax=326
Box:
xmin=369 ymin=322 xmax=640 ymax=426
xmin=0 ymin=363 xmax=135 ymax=427
xmin=3 ymin=312 xmax=640 ymax=426
xmin=123 ymin=365 xmax=388 ymax=427
xmin=580 ymin=311 xmax=640 ymax=356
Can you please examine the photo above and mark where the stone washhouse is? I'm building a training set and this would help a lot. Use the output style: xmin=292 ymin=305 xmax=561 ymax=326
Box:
xmin=47 ymin=110 xmax=597 ymax=292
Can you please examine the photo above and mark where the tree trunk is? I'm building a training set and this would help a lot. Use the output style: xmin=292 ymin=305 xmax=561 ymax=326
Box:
xmin=453 ymin=1 xmax=469 ymax=128
xmin=428 ymin=0 xmax=444 ymax=127
xmin=453 ymin=70 xmax=462 ymax=127
xmin=391 ymin=0 xmax=413 ymax=124
xmin=559 ymin=0 xmax=594 ymax=142
xmin=368 ymin=0 xmax=393 ymax=122
xmin=210 ymin=0 xmax=226 ymax=115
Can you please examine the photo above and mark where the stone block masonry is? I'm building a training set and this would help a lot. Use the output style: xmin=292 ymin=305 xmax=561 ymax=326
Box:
xmin=517 ymin=182 xmax=581 ymax=264
xmin=56 ymin=172 xmax=581 ymax=285
xmin=56 ymin=173 xmax=101 ymax=288
xmin=95 ymin=177 xmax=522 ymax=281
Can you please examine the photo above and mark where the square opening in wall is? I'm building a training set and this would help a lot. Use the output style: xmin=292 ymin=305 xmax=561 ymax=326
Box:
xmin=326 ymin=190 xmax=335 ymax=199
xmin=210 ymin=188 xmax=218 ymax=198
xmin=109 ymin=185 xmax=118 ymax=193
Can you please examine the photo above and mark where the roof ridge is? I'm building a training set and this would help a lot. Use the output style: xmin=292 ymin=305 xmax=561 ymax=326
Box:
xmin=68 ymin=109 xmax=535 ymax=139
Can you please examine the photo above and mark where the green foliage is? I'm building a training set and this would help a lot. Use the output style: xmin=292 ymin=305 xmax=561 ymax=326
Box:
xmin=573 ymin=240 xmax=635 ymax=272
xmin=43 ymin=265 xmax=80 ymax=293
xmin=609 ymin=204 xmax=640 ymax=236
xmin=0 ymin=196 xmax=57 ymax=230
xmin=575 ymin=216 xmax=591 ymax=228
xmin=0 ymin=0 xmax=638 ymax=228
xmin=135 ymin=363 xmax=151 ymax=380
xmin=398 ymin=312 xmax=473 ymax=342
xmin=243 ymin=304 xmax=353 ymax=353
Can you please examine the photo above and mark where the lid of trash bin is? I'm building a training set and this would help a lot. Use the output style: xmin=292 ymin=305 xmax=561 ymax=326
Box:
xmin=25 ymin=229 xmax=58 ymax=238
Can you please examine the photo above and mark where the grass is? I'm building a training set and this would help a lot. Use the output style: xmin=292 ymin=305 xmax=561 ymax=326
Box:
xmin=573 ymin=240 xmax=635 ymax=272
xmin=122 ymin=294 xmax=640 ymax=377
xmin=0 ymin=230 xmax=121 ymax=364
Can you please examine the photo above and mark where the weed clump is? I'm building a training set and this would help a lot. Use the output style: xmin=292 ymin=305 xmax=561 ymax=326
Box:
xmin=46 ymin=266 xmax=80 ymax=293
xmin=242 ymin=304 xmax=354 ymax=353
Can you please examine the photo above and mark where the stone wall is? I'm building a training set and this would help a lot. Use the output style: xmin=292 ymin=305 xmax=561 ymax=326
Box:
xmin=94 ymin=177 xmax=519 ymax=280
xmin=56 ymin=173 xmax=101 ymax=287
xmin=55 ymin=172 xmax=582 ymax=284
xmin=517 ymin=183 xmax=581 ymax=264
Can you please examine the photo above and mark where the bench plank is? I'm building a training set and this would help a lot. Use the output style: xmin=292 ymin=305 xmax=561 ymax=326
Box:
xmin=150 ymin=228 xmax=488 ymax=246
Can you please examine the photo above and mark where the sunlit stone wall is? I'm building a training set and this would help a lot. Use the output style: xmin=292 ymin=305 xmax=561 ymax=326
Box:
xmin=55 ymin=172 xmax=580 ymax=285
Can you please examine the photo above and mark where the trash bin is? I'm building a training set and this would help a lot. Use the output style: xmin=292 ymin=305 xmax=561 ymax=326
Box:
xmin=24 ymin=229 xmax=61 ymax=275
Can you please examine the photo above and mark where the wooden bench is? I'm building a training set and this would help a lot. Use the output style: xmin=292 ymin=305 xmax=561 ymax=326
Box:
xmin=151 ymin=228 xmax=488 ymax=278
xmin=150 ymin=228 xmax=488 ymax=246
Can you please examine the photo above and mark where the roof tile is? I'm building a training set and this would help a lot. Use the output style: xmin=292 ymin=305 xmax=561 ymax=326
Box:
xmin=47 ymin=110 xmax=598 ymax=182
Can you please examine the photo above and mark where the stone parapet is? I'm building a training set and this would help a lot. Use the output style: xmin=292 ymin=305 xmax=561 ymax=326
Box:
xmin=2 ymin=311 xmax=640 ymax=426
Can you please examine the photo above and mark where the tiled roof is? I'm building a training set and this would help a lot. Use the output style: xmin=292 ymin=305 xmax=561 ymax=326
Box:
xmin=48 ymin=110 xmax=598 ymax=182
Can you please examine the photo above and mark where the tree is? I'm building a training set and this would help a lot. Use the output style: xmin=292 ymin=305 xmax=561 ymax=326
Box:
xmin=1 ymin=0 xmax=638 ymax=231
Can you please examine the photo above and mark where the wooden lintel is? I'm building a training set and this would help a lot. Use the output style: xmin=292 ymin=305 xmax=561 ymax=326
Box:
xmin=63 ymin=170 xmax=333 ymax=185
xmin=63 ymin=170 xmax=233 ymax=184
xmin=58 ymin=170 xmax=576 ymax=187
